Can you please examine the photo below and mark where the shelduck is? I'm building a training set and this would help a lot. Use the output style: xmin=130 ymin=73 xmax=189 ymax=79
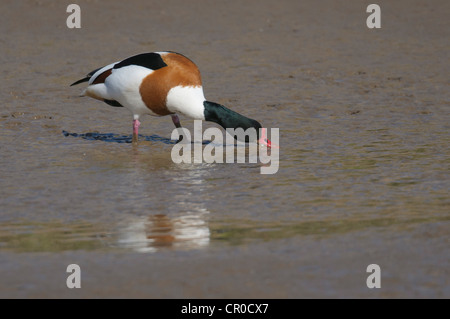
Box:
xmin=71 ymin=51 xmax=273 ymax=146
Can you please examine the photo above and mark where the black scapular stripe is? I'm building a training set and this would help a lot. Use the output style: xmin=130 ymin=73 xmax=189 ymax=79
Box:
xmin=71 ymin=53 xmax=167 ymax=87
xmin=113 ymin=53 xmax=167 ymax=71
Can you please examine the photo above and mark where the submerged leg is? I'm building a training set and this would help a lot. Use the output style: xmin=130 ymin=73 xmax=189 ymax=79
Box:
xmin=132 ymin=119 xmax=140 ymax=144
xmin=171 ymin=114 xmax=183 ymax=142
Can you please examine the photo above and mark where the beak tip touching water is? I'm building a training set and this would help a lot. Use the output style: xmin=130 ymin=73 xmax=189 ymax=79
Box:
xmin=258 ymin=138 xmax=279 ymax=149
xmin=258 ymin=128 xmax=279 ymax=149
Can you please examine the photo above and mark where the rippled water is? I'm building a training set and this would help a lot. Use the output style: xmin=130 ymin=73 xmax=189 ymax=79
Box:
xmin=0 ymin=0 xmax=448 ymax=298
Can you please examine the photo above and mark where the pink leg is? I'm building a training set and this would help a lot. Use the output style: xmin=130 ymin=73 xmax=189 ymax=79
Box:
xmin=171 ymin=115 xmax=183 ymax=142
xmin=132 ymin=119 xmax=140 ymax=143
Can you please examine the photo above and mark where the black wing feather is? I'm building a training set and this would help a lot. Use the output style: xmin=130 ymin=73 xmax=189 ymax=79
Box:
xmin=70 ymin=67 xmax=105 ymax=86
xmin=113 ymin=53 xmax=167 ymax=70
xmin=71 ymin=52 xmax=167 ymax=87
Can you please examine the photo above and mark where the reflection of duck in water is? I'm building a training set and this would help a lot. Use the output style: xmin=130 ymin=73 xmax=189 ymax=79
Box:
xmin=117 ymin=213 xmax=210 ymax=253
xmin=71 ymin=52 xmax=273 ymax=146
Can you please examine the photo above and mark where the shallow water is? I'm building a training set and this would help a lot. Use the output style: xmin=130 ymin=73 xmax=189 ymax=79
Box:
xmin=0 ymin=0 xmax=449 ymax=298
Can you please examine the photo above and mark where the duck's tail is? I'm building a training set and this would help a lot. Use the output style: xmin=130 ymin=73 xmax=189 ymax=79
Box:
xmin=70 ymin=67 xmax=102 ymax=86
xmin=70 ymin=77 xmax=90 ymax=86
